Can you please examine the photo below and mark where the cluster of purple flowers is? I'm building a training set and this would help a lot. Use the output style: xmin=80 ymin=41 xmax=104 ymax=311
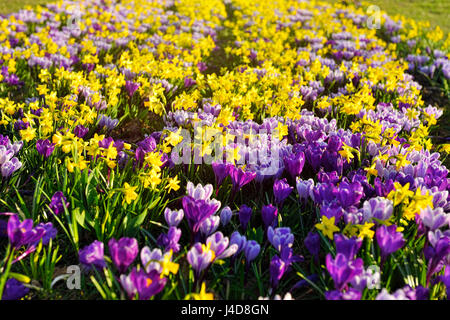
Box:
xmin=0 ymin=135 xmax=22 ymax=178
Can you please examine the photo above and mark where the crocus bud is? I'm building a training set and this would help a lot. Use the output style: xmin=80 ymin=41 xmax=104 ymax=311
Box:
xmin=244 ymin=240 xmax=260 ymax=263
xmin=220 ymin=206 xmax=233 ymax=227
xmin=164 ymin=208 xmax=184 ymax=227
xmin=261 ymin=204 xmax=278 ymax=229
xmin=239 ymin=204 xmax=252 ymax=231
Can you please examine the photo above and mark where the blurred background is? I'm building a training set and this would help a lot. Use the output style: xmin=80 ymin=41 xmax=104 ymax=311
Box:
xmin=0 ymin=0 xmax=449 ymax=33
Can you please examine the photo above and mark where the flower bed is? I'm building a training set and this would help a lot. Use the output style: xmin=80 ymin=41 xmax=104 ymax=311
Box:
xmin=0 ymin=0 xmax=449 ymax=300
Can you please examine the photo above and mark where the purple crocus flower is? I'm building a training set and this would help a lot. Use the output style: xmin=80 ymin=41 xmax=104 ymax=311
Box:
xmin=267 ymin=226 xmax=294 ymax=252
xmin=1 ymin=158 xmax=22 ymax=178
xmin=325 ymin=289 xmax=361 ymax=300
xmin=238 ymin=204 xmax=252 ymax=231
xmin=2 ymin=279 xmax=29 ymax=300
xmin=125 ymin=80 xmax=140 ymax=97
xmin=270 ymin=255 xmax=287 ymax=289
xmin=325 ymin=253 xmax=364 ymax=291
xmin=97 ymin=115 xmax=118 ymax=131
xmin=244 ymin=240 xmax=260 ymax=263
xmin=74 ymin=125 xmax=89 ymax=138
xmin=375 ymin=225 xmax=405 ymax=262
xmin=334 ymin=234 xmax=362 ymax=260
xmin=36 ymin=139 xmax=55 ymax=158
xmin=164 ymin=208 xmax=184 ymax=227
xmin=283 ymin=151 xmax=305 ymax=179
xmin=421 ymin=207 xmax=449 ymax=231
xmin=184 ymin=77 xmax=196 ymax=88
xmin=261 ymin=204 xmax=278 ymax=230
xmin=362 ymin=197 xmax=394 ymax=223
xmin=182 ymin=196 xmax=221 ymax=233
xmin=7 ymin=214 xmax=44 ymax=249
xmin=230 ymin=231 xmax=247 ymax=255
xmin=186 ymin=181 xmax=214 ymax=200
xmin=211 ymin=162 xmax=232 ymax=188
xmin=304 ymin=231 xmax=320 ymax=260
xmin=220 ymin=206 xmax=233 ymax=227
xmin=296 ymin=178 xmax=314 ymax=202
xmin=108 ymin=237 xmax=139 ymax=274
xmin=206 ymin=231 xmax=238 ymax=260
xmin=424 ymin=233 xmax=450 ymax=285
xmin=141 ymin=247 xmax=164 ymax=274
xmin=157 ymin=227 xmax=182 ymax=253
xmin=336 ymin=181 xmax=364 ymax=208
xmin=187 ymin=242 xmax=214 ymax=278
xmin=79 ymin=240 xmax=106 ymax=270
xmin=229 ymin=166 xmax=256 ymax=195
xmin=273 ymin=178 xmax=293 ymax=207
xmin=120 ymin=268 xmax=166 ymax=300
xmin=35 ymin=222 xmax=57 ymax=245
xmin=49 ymin=191 xmax=69 ymax=215
xmin=199 ymin=215 xmax=220 ymax=237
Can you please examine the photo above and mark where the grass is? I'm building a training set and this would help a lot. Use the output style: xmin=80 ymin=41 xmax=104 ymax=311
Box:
xmin=363 ymin=0 xmax=450 ymax=33
xmin=0 ymin=0 xmax=53 ymax=15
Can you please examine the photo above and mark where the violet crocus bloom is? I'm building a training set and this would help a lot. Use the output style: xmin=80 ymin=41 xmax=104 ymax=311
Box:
xmin=220 ymin=206 xmax=233 ymax=227
xmin=212 ymin=162 xmax=232 ymax=188
xmin=141 ymin=247 xmax=164 ymax=274
xmin=199 ymin=215 xmax=220 ymax=237
xmin=74 ymin=125 xmax=89 ymax=138
xmin=230 ymin=231 xmax=247 ymax=255
xmin=79 ymin=240 xmax=106 ymax=270
xmin=49 ymin=191 xmax=69 ymax=215
xmin=273 ymin=178 xmax=293 ymax=207
xmin=7 ymin=214 xmax=44 ymax=249
xmin=120 ymin=268 xmax=166 ymax=300
xmin=186 ymin=181 xmax=214 ymax=200
xmin=239 ymin=204 xmax=252 ymax=231
xmin=362 ymin=197 xmax=394 ymax=223
xmin=36 ymin=139 xmax=55 ymax=158
xmin=267 ymin=226 xmax=294 ymax=252
xmin=164 ymin=208 xmax=184 ymax=227
xmin=244 ymin=240 xmax=260 ymax=263
xmin=326 ymin=253 xmax=364 ymax=291
xmin=35 ymin=222 xmax=57 ymax=245
xmin=283 ymin=151 xmax=305 ymax=179
xmin=187 ymin=242 xmax=214 ymax=277
xmin=184 ymin=77 xmax=196 ymax=88
xmin=337 ymin=181 xmax=364 ymax=208
xmin=182 ymin=196 xmax=221 ymax=233
xmin=421 ymin=207 xmax=449 ymax=231
xmin=375 ymin=225 xmax=405 ymax=262
xmin=334 ymin=234 xmax=362 ymax=260
xmin=296 ymin=178 xmax=314 ymax=202
xmin=261 ymin=204 xmax=278 ymax=230
xmin=424 ymin=233 xmax=450 ymax=285
xmin=304 ymin=231 xmax=320 ymax=259
xmin=206 ymin=232 xmax=238 ymax=260
xmin=108 ymin=237 xmax=139 ymax=274
xmin=325 ymin=289 xmax=361 ymax=300
xmin=125 ymin=80 xmax=140 ymax=97
xmin=1 ymin=158 xmax=22 ymax=178
xmin=229 ymin=166 xmax=256 ymax=195
xmin=157 ymin=227 xmax=182 ymax=253
xmin=270 ymin=255 xmax=287 ymax=289
xmin=2 ymin=278 xmax=29 ymax=300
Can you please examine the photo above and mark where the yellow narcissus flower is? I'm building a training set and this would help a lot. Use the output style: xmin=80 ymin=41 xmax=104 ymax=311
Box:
xmin=122 ymin=183 xmax=138 ymax=204
xmin=315 ymin=216 xmax=339 ymax=240
xmin=20 ymin=126 xmax=36 ymax=142
xmin=165 ymin=176 xmax=180 ymax=193
xmin=185 ymin=282 xmax=214 ymax=300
